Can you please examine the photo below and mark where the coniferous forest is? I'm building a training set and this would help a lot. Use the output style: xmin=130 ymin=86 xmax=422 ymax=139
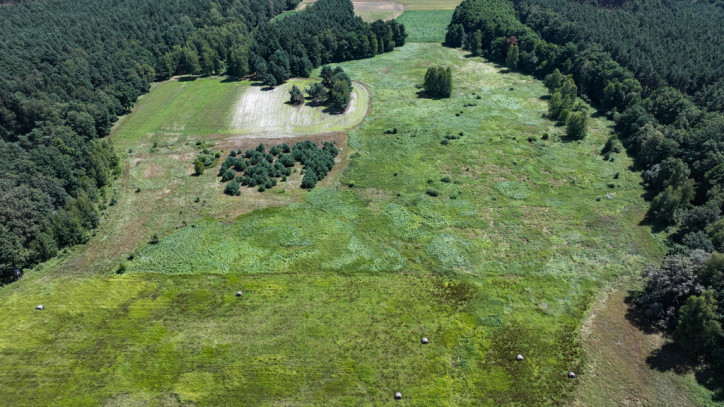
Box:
xmin=0 ymin=0 xmax=405 ymax=284
xmin=445 ymin=0 xmax=724 ymax=383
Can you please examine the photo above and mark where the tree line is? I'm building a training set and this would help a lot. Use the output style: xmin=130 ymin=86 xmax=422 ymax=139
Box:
xmin=445 ymin=0 xmax=724 ymax=379
xmin=0 ymin=0 xmax=404 ymax=284
xmin=513 ymin=0 xmax=724 ymax=112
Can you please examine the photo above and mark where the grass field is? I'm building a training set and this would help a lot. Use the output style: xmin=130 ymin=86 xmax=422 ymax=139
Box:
xmin=396 ymin=10 xmax=454 ymax=42
xmin=1 ymin=43 xmax=718 ymax=405
xmin=294 ymin=0 xmax=462 ymax=17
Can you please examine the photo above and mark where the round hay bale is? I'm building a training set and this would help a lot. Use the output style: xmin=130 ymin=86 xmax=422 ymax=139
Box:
xmin=421 ymin=337 xmax=429 ymax=344
xmin=35 ymin=305 xmax=44 ymax=311
xmin=516 ymin=354 xmax=523 ymax=361
xmin=568 ymin=371 xmax=576 ymax=379
xmin=235 ymin=291 xmax=243 ymax=297
xmin=394 ymin=392 xmax=402 ymax=400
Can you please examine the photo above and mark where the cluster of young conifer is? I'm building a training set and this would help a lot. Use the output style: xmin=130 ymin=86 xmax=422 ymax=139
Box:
xmin=218 ymin=141 xmax=338 ymax=194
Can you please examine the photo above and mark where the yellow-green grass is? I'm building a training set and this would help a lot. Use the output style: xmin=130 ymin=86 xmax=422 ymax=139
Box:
xmin=2 ymin=43 xmax=713 ymax=405
xmin=396 ymin=10 xmax=454 ymax=42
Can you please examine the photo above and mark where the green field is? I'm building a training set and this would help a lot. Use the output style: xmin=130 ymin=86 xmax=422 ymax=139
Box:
xmin=396 ymin=10 xmax=454 ymax=42
xmin=2 ymin=43 xmax=717 ymax=405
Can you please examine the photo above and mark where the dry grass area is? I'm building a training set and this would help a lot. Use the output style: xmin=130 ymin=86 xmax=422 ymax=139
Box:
xmin=229 ymin=79 xmax=369 ymax=136
xmin=574 ymin=289 xmax=715 ymax=406
xmin=354 ymin=1 xmax=404 ymax=21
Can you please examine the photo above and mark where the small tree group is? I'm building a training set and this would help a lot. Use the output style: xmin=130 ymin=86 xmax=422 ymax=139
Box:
xmin=302 ymin=65 xmax=352 ymax=111
xmin=423 ymin=66 xmax=452 ymax=98
xmin=289 ymin=85 xmax=304 ymax=105
xmin=218 ymin=141 xmax=338 ymax=193
xmin=545 ymin=68 xmax=588 ymax=139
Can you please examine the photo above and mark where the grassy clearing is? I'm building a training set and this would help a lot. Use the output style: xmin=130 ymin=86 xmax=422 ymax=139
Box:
xmin=396 ymin=10 xmax=454 ymax=42
xmin=229 ymin=79 xmax=369 ymax=136
xmin=296 ymin=0 xmax=462 ymax=13
xmin=0 ymin=42 xmax=694 ymax=405
xmin=354 ymin=1 xmax=404 ymax=21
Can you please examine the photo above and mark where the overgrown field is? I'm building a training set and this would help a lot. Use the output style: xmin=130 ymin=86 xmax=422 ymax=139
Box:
xmin=396 ymin=10 xmax=454 ymax=42
xmin=1 ymin=43 xmax=698 ymax=405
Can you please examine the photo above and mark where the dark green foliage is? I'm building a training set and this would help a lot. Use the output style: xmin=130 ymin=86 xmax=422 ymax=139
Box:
xmin=0 ymin=0 xmax=309 ymax=283
xmin=470 ymin=30 xmax=483 ymax=56
xmin=445 ymin=23 xmax=464 ymax=47
xmin=634 ymin=251 xmax=708 ymax=330
xmin=425 ymin=188 xmax=439 ymax=197
xmin=505 ymin=44 xmax=519 ymax=70
xmin=565 ymin=111 xmax=588 ymax=140
xmin=328 ymin=80 xmax=351 ymax=111
xmin=263 ymin=73 xmax=278 ymax=88
xmin=249 ymin=0 xmax=405 ymax=85
xmin=221 ymin=168 xmax=236 ymax=182
xmin=306 ymin=83 xmax=328 ymax=105
xmin=289 ymin=85 xmax=305 ymax=105
xmin=215 ymin=141 xmax=337 ymax=192
xmin=424 ymin=66 xmax=453 ymax=98
xmin=150 ymin=234 xmax=160 ymax=245
xmin=115 ymin=263 xmax=127 ymax=275
xmin=194 ymin=159 xmax=205 ymax=176
xmin=224 ymin=180 xmax=241 ymax=196
xmin=514 ymin=0 xmax=724 ymax=108
xmin=674 ymin=291 xmax=723 ymax=358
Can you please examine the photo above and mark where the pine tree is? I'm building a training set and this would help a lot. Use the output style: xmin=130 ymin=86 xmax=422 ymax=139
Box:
xmin=506 ymin=45 xmax=519 ymax=71
xmin=445 ymin=24 xmax=464 ymax=48
xmin=471 ymin=30 xmax=483 ymax=56
xmin=566 ymin=111 xmax=588 ymax=140
xmin=194 ymin=159 xmax=205 ymax=176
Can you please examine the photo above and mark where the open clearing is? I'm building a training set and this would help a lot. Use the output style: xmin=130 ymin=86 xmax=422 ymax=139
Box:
xmin=294 ymin=0 xmax=462 ymax=15
xmin=396 ymin=10 xmax=454 ymax=42
xmin=354 ymin=1 xmax=405 ymax=21
xmin=229 ymin=79 xmax=369 ymax=136
xmin=0 ymin=43 xmax=715 ymax=405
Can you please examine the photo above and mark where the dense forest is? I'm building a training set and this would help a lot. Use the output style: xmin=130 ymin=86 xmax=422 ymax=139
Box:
xmin=0 ymin=0 xmax=405 ymax=284
xmin=513 ymin=0 xmax=724 ymax=111
xmin=445 ymin=0 xmax=724 ymax=382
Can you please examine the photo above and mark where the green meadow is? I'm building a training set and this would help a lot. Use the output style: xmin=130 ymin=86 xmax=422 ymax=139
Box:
xmin=4 ymin=42 xmax=716 ymax=405
xmin=396 ymin=10 xmax=454 ymax=42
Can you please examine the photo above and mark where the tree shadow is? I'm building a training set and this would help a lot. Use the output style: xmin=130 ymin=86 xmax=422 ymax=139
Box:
xmin=250 ymin=81 xmax=275 ymax=90
xmin=415 ymin=90 xmax=448 ymax=100
xmin=498 ymin=69 xmax=512 ymax=74
xmin=695 ymin=365 xmax=724 ymax=401
xmin=646 ymin=343 xmax=724 ymax=401
xmin=221 ymin=76 xmax=245 ymax=83
xmin=178 ymin=76 xmax=197 ymax=82
xmin=623 ymin=292 xmax=661 ymax=335
xmin=646 ymin=342 xmax=693 ymax=374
